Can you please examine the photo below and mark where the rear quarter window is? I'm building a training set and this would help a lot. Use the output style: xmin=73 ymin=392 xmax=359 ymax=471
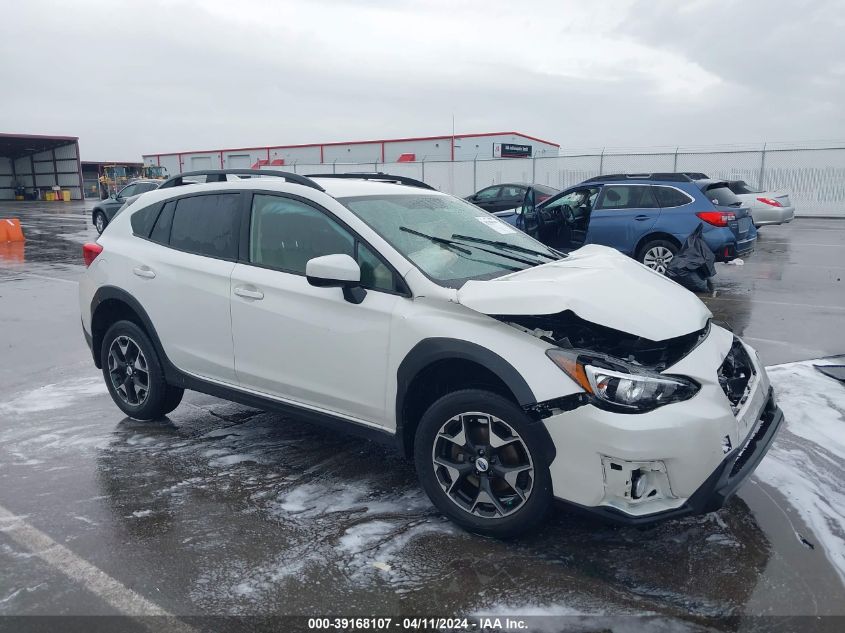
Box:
xmin=130 ymin=204 xmax=160 ymax=237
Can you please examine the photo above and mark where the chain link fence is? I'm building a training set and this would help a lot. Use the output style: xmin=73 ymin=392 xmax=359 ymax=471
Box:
xmin=281 ymin=143 xmax=845 ymax=217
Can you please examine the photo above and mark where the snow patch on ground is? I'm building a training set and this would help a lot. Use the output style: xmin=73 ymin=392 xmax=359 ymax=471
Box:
xmin=0 ymin=377 xmax=105 ymax=414
xmin=756 ymin=360 xmax=845 ymax=583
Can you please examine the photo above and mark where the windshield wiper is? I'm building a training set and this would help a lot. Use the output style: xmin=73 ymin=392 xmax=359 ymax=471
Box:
xmin=401 ymin=226 xmax=541 ymax=267
xmin=451 ymin=234 xmax=565 ymax=260
xmin=399 ymin=226 xmax=472 ymax=254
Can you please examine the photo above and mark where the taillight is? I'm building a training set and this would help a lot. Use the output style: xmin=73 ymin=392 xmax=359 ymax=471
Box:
xmin=83 ymin=242 xmax=103 ymax=267
xmin=696 ymin=211 xmax=735 ymax=227
xmin=756 ymin=197 xmax=782 ymax=207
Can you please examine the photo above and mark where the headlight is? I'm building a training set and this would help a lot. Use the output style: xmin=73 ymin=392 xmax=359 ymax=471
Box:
xmin=546 ymin=349 xmax=699 ymax=413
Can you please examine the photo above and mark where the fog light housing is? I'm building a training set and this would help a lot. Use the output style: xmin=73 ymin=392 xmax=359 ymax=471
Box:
xmin=631 ymin=470 xmax=648 ymax=499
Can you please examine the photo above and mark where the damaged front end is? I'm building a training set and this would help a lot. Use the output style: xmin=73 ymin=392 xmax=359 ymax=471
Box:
xmin=500 ymin=311 xmax=710 ymax=418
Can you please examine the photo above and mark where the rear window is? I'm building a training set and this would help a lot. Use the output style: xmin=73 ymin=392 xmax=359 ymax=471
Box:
xmin=169 ymin=194 xmax=241 ymax=259
xmin=533 ymin=184 xmax=559 ymax=196
xmin=702 ymin=184 xmax=742 ymax=207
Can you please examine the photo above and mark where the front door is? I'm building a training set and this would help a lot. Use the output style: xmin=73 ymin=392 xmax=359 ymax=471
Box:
xmin=588 ymin=184 xmax=660 ymax=255
xmin=230 ymin=193 xmax=403 ymax=426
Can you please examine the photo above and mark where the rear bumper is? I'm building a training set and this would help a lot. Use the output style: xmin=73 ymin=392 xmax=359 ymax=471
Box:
xmin=754 ymin=206 xmax=796 ymax=226
xmin=559 ymin=388 xmax=783 ymax=525
xmin=715 ymin=236 xmax=756 ymax=262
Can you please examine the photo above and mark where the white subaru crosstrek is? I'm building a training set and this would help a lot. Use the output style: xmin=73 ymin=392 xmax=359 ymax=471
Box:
xmin=79 ymin=170 xmax=783 ymax=537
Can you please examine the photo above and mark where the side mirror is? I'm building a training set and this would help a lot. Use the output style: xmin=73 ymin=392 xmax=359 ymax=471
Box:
xmin=305 ymin=254 xmax=366 ymax=304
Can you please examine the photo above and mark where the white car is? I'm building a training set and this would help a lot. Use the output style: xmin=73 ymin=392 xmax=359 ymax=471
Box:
xmin=727 ymin=180 xmax=795 ymax=227
xmin=79 ymin=170 xmax=783 ymax=537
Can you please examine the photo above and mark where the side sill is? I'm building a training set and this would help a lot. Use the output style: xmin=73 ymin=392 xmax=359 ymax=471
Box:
xmin=173 ymin=370 xmax=398 ymax=450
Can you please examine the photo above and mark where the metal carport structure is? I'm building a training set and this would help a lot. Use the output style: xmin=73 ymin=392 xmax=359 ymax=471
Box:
xmin=0 ymin=133 xmax=84 ymax=201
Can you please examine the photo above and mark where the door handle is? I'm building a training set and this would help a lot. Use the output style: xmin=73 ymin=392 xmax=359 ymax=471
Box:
xmin=234 ymin=286 xmax=264 ymax=300
xmin=634 ymin=214 xmax=651 ymax=221
xmin=133 ymin=265 xmax=156 ymax=279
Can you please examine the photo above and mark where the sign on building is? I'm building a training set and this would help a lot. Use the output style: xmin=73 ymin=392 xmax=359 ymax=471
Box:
xmin=493 ymin=143 xmax=532 ymax=158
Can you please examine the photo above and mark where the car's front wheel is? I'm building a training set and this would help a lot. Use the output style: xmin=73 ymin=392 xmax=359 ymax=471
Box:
xmin=638 ymin=239 xmax=678 ymax=274
xmin=94 ymin=211 xmax=107 ymax=234
xmin=100 ymin=320 xmax=173 ymax=420
xmin=414 ymin=390 xmax=552 ymax=538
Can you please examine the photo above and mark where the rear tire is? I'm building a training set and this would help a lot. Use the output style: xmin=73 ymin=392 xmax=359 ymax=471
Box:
xmin=100 ymin=320 xmax=170 ymax=420
xmin=637 ymin=239 xmax=678 ymax=274
xmin=94 ymin=211 xmax=107 ymax=234
xmin=414 ymin=389 xmax=552 ymax=538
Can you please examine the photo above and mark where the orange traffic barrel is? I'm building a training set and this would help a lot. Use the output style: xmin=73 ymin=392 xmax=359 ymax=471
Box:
xmin=0 ymin=218 xmax=25 ymax=242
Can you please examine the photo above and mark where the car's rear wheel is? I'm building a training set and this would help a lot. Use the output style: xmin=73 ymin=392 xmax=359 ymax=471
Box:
xmin=638 ymin=239 xmax=678 ymax=274
xmin=414 ymin=389 xmax=552 ymax=538
xmin=100 ymin=320 xmax=171 ymax=420
xmin=94 ymin=211 xmax=107 ymax=234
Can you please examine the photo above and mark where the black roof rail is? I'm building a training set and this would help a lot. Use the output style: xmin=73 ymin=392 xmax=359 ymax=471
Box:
xmin=306 ymin=172 xmax=436 ymax=191
xmin=583 ymin=173 xmax=694 ymax=183
xmin=158 ymin=169 xmax=325 ymax=192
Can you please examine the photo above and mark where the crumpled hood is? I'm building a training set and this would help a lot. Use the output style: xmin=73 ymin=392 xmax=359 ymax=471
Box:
xmin=457 ymin=244 xmax=712 ymax=341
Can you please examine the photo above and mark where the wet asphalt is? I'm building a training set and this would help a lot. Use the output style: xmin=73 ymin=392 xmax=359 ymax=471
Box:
xmin=0 ymin=201 xmax=844 ymax=630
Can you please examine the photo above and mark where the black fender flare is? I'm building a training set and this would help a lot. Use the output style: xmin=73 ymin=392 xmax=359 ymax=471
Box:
xmin=395 ymin=338 xmax=541 ymax=456
xmin=90 ymin=286 xmax=182 ymax=384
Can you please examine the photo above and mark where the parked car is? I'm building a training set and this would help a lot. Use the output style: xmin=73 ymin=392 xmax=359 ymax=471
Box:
xmin=79 ymin=169 xmax=782 ymax=537
xmin=520 ymin=174 xmax=757 ymax=274
xmin=466 ymin=183 xmax=559 ymax=217
xmin=92 ymin=179 xmax=161 ymax=234
xmin=726 ymin=180 xmax=795 ymax=227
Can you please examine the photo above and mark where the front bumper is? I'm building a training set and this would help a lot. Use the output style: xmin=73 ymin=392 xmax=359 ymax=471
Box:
xmin=541 ymin=325 xmax=783 ymax=523
xmin=559 ymin=388 xmax=783 ymax=525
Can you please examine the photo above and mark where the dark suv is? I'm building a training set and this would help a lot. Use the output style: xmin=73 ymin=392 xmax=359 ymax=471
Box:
xmin=521 ymin=173 xmax=757 ymax=273
xmin=92 ymin=179 xmax=161 ymax=234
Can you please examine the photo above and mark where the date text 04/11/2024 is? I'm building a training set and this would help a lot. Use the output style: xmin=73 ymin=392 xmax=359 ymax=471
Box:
xmin=306 ymin=617 xmax=528 ymax=631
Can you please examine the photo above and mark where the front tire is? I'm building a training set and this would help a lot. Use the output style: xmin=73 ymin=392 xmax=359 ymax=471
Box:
xmin=100 ymin=320 xmax=171 ymax=420
xmin=414 ymin=389 xmax=552 ymax=538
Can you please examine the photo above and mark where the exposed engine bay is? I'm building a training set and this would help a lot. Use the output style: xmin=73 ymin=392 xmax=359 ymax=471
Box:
xmin=499 ymin=310 xmax=710 ymax=371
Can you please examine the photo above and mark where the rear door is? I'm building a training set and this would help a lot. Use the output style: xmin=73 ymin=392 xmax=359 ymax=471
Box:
xmin=588 ymin=184 xmax=660 ymax=254
xmin=126 ymin=192 xmax=241 ymax=383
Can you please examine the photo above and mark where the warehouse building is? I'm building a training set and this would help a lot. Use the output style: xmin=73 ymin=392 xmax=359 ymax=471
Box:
xmin=0 ymin=133 xmax=84 ymax=200
xmin=142 ymin=131 xmax=559 ymax=175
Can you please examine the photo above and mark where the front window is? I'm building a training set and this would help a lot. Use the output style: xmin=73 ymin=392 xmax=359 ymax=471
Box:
xmin=338 ymin=194 xmax=562 ymax=288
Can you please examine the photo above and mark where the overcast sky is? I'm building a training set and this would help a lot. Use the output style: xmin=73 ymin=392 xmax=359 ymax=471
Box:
xmin=2 ymin=0 xmax=844 ymax=161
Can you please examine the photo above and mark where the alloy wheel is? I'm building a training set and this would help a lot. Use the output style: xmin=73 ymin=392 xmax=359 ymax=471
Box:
xmin=95 ymin=213 xmax=105 ymax=233
xmin=431 ymin=411 xmax=534 ymax=518
xmin=107 ymin=335 xmax=150 ymax=406
xmin=643 ymin=246 xmax=674 ymax=274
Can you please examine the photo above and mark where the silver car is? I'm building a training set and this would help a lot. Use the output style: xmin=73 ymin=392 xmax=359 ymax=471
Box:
xmin=727 ymin=180 xmax=795 ymax=227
